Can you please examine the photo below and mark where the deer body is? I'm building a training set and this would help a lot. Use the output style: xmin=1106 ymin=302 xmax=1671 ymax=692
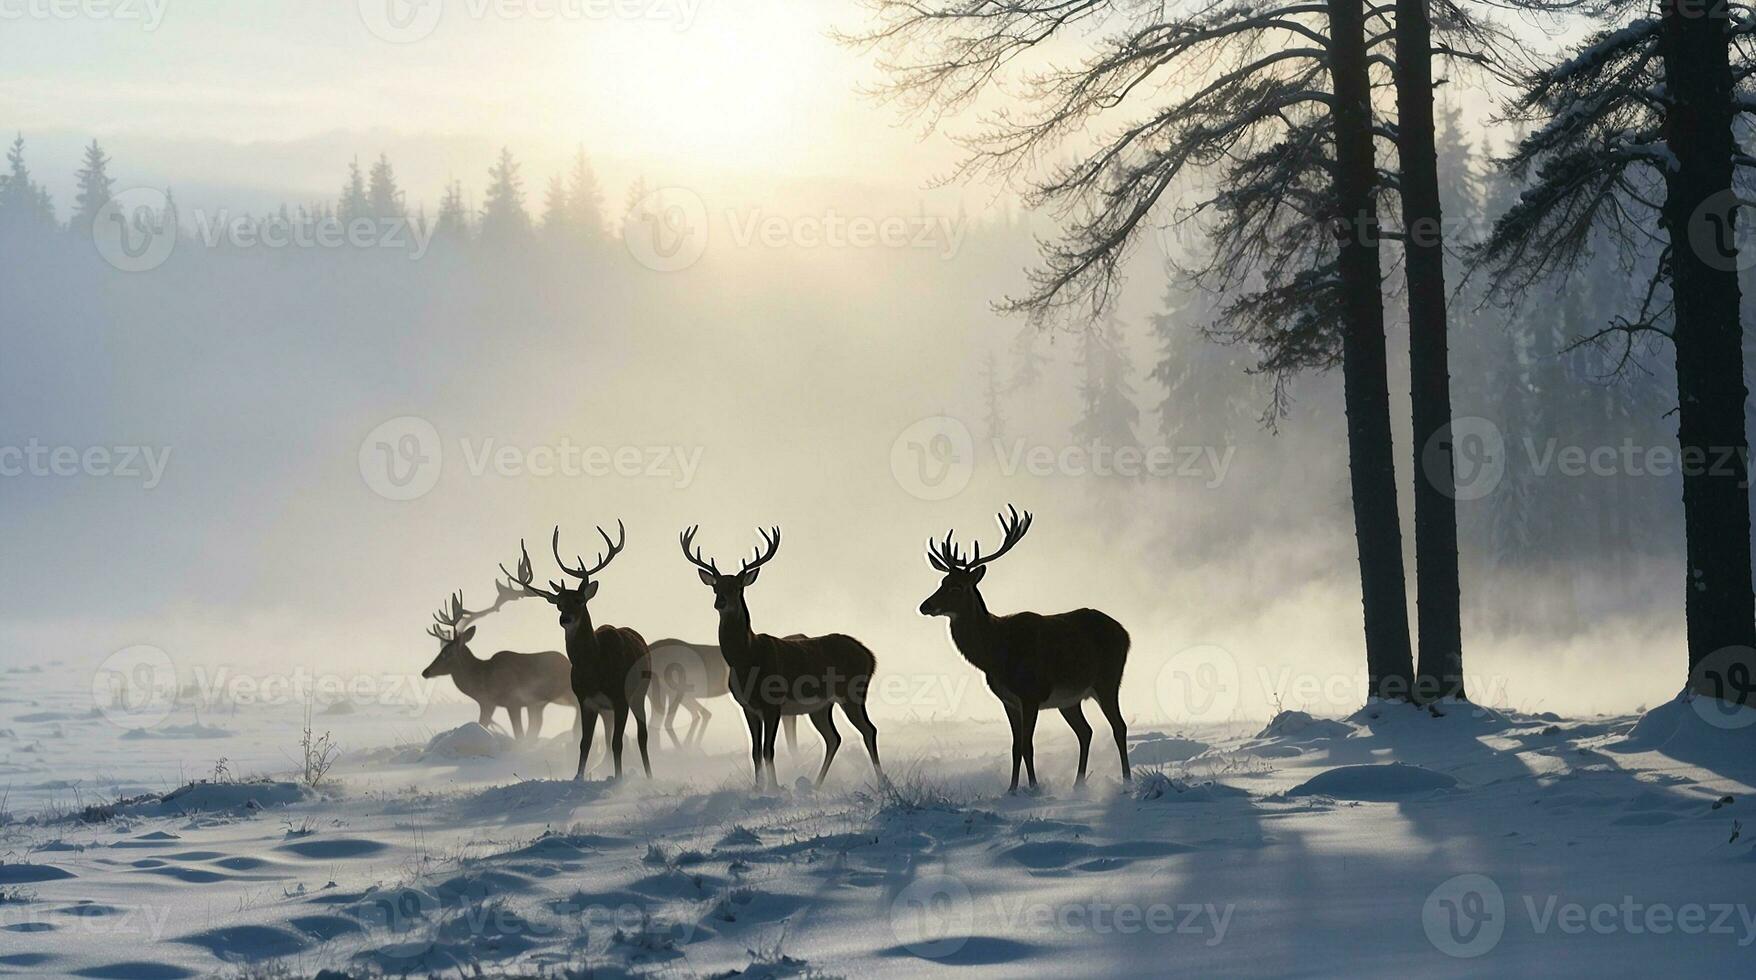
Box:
xmin=422 ymin=639 xmax=576 ymax=739
xmin=682 ymin=526 xmax=882 ymax=789
xmin=502 ymin=523 xmax=653 ymax=781
xmin=922 ymin=506 xmax=1132 ymax=792
xmin=645 ymin=638 xmax=798 ymax=752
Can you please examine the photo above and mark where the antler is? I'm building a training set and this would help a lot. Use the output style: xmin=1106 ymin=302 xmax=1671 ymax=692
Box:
xmin=742 ymin=526 xmax=781 ymax=573
xmin=679 ymin=525 xmax=720 ymax=576
xmin=432 ymin=577 xmax=526 ymax=639
xmin=499 ymin=538 xmax=566 ymax=601
xmin=926 ymin=526 xmax=965 ymax=571
xmin=967 ymin=504 xmax=1032 ymax=568
xmin=927 ymin=505 xmax=1032 ymax=571
xmin=553 ymin=521 xmax=626 ymax=580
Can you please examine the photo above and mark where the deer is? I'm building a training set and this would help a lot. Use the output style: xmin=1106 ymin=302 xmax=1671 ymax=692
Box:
xmin=501 ymin=522 xmax=653 ymax=781
xmin=643 ymin=638 xmax=797 ymax=752
xmin=679 ymin=525 xmax=882 ymax=789
xmin=422 ymin=580 xmax=580 ymax=741
xmin=919 ymin=505 xmax=1132 ymax=792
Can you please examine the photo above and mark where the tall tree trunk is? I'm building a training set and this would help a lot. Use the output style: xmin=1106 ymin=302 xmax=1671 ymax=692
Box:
xmin=1396 ymin=0 xmax=1466 ymax=702
xmin=1661 ymin=0 xmax=1756 ymax=704
xmin=1329 ymin=0 xmax=1416 ymax=700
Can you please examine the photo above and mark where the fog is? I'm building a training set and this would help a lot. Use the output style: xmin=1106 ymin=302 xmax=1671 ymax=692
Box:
xmin=0 ymin=0 xmax=1698 ymax=725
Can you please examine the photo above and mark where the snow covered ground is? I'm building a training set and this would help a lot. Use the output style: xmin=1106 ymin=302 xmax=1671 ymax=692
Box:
xmin=3 ymin=657 xmax=1755 ymax=978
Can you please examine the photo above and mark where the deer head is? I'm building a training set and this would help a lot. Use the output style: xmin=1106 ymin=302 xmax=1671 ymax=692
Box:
xmin=919 ymin=504 xmax=1032 ymax=618
xmin=680 ymin=524 xmax=780 ymax=613
xmin=421 ymin=582 xmax=519 ymax=677
xmin=500 ymin=522 xmax=626 ymax=633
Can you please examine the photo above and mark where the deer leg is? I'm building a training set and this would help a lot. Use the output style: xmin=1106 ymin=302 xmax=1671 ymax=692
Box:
xmin=743 ymin=708 xmax=765 ymax=787
xmin=807 ymin=709 xmax=841 ymax=787
xmin=688 ymin=699 xmax=711 ymax=748
xmin=632 ymin=696 xmax=652 ymax=778
xmin=527 ymin=703 xmax=546 ymax=741
xmin=842 ymin=699 xmax=882 ymax=775
xmin=663 ymin=696 xmax=685 ymax=750
xmin=575 ymin=711 xmax=598 ymax=781
xmin=761 ymin=711 xmax=782 ymax=790
xmin=508 ymin=707 xmax=526 ymax=741
xmin=609 ymin=703 xmax=629 ymax=780
xmin=1017 ymin=703 xmax=1040 ymax=789
xmin=477 ymin=702 xmax=495 ymax=730
xmin=1097 ymin=691 xmax=1131 ymax=782
xmin=1061 ymin=704 xmax=1093 ymax=785
xmin=782 ymin=713 xmax=798 ymax=756
xmin=1003 ymin=701 xmax=1024 ymax=793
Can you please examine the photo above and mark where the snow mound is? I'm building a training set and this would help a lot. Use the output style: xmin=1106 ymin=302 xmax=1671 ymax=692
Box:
xmin=1255 ymin=710 xmax=1353 ymax=742
xmin=1133 ymin=772 xmax=1251 ymax=803
xmin=0 ymin=862 xmax=77 ymax=884
xmin=1613 ymin=693 xmax=1756 ymax=776
xmin=112 ymin=781 xmax=314 ymax=817
xmin=1287 ymin=763 xmax=1458 ymax=801
xmin=1128 ymin=733 xmax=1210 ymax=764
xmin=422 ymin=723 xmax=515 ymax=760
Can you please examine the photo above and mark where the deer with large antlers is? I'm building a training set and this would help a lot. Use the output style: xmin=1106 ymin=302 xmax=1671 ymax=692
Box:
xmin=502 ymin=522 xmax=653 ymax=781
xmin=680 ymin=525 xmax=882 ymax=789
xmin=920 ymin=505 xmax=1132 ymax=792
xmin=423 ymin=580 xmax=579 ymax=740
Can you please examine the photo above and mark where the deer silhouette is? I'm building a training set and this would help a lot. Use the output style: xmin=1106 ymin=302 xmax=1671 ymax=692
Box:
xmin=920 ymin=505 xmax=1131 ymax=791
xmin=680 ymin=525 xmax=881 ymax=789
xmin=502 ymin=523 xmax=652 ymax=781
xmin=422 ymin=582 xmax=578 ymax=740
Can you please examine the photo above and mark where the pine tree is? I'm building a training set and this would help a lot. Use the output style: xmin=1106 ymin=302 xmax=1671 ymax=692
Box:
xmin=541 ymin=173 xmax=570 ymax=241
xmin=338 ymin=158 xmax=370 ymax=225
xmin=0 ymin=133 xmax=54 ymax=228
xmin=366 ymin=154 xmax=405 ymax=219
xmin=1072 ymin=312 xmax=1140 ymax=451
xmin=979 ymin=348 xmax=1007 ymax=441
xmin=436 ymin=180 xmax=471 ymax=240
xmin=70 ymin=139 xmax=115 ymax=236
xmin=566 ymin=146 xmax=605 ymax=242
xmin=479 ymin=147 xmax=530 ymax=244
xmin=1151 ymin=279 xmax=1260 ymax=448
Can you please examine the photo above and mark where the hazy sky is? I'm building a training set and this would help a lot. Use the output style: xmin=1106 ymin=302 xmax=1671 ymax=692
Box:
xmin=2 ymin=0 xmax=974 ymax=214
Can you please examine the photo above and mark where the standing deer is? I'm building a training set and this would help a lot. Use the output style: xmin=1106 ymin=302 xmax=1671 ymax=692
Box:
xmin=679 ymin=525 xmax=882 ymax=789
xmin=422 ymin=581 xmax=579 ymax=740
xmin=919 ymin=505 xmax=1132 ymax=792
xmin=644 ymin=638 xmax=798 ymax=752
xmin=502 ymin=522 xmax=653 ymax=781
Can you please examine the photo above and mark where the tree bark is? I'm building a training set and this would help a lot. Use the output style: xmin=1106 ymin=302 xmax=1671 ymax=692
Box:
xmin=1396 ymin=0 xmax=1466 ymax=702
xmin=1660 ymin=0 xmax=1756 ymax=703
xmin=1329 ymin=0 xmax=1416 ymax=700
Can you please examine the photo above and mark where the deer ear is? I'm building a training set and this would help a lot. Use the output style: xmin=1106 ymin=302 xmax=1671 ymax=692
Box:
xmin=698 ymin=568 xmax=716 ymax=587
xmin=582 ymin=579 xmax=600 ymax=601
xmin=459 ymin=625 xmax=476 ymax=644
xmin=740 ymin=567 xmax=761 ymax=587
xmin=969 ymin=565 xmax=986 ymax=583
